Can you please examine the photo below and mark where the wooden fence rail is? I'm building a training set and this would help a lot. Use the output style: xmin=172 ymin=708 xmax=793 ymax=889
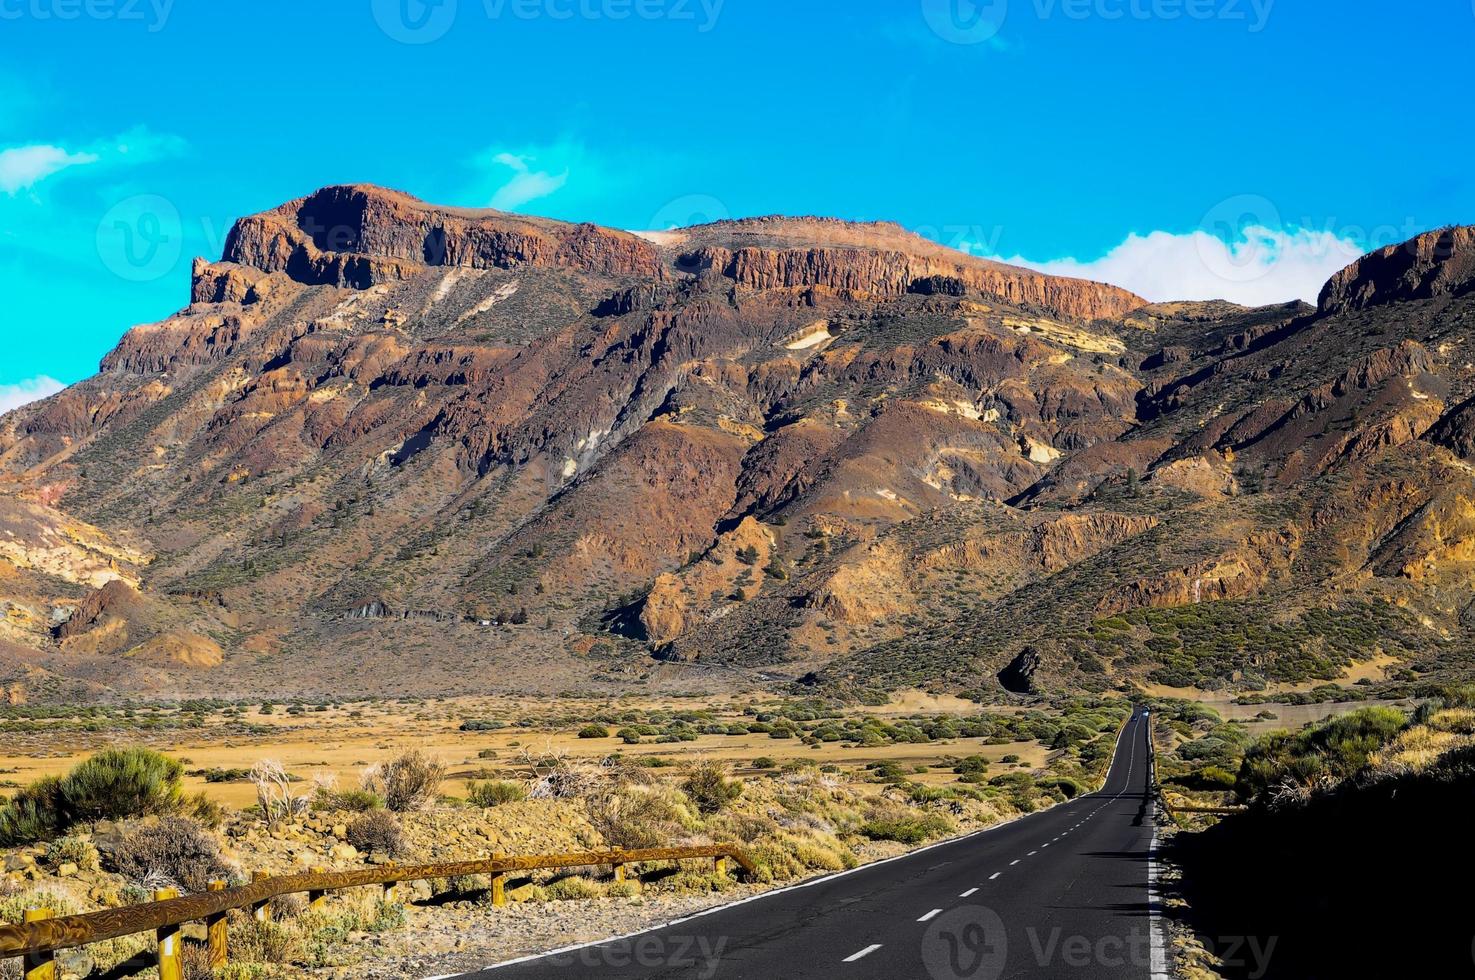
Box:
xmin=1 ymin=843 xmax=754 ymax=973
xmin=1146 ymin=712 xmax=1249 ymax=824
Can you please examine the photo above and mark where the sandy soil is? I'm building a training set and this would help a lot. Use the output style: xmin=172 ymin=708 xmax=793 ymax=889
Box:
xmin=0 ymin=691 xmax=1052 ymax=808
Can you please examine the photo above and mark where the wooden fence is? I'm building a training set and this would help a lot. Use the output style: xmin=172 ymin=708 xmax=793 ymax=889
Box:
xmin=1 ymin=843 xmax=754 ymax=977
xmin=1146 ymin=712 xmax=1248 ymax=825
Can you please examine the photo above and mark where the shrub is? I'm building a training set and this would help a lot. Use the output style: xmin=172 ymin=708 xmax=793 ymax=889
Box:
xmin=578 ymin=724 xmax=611 ymax=739
xmin=60 ymin=748 xmax=183 ymax=824
xmin=607 ymin=880 xmax=641 ymax=899
xmin=0 ymin=778 xmax=64 ymax=846
xmin=543 ymin=875 xmax=605 ymax=901
xmin=229 ymin=916 xmax=301 ymax=966
xmin=587 ymin=784 xmax=694 ymax=850
xmin=859 ymin=812 xmax=955 ymax=844
xmin=318 ymin=788 xmax=383 ymax=813
xmin=0 ymin=748 xmax=187 ymax=846
xmin=346 ymin=811 xmax=405 ymax=858
xmin=249 ymin=760 xmax=307 ymax=827
xmin=112 ymin=816 xmax=233 ymax=892
xmin=752 ymin=757 xmax=776 ymax=769
xmin=467 ymin=780 xmax=527 ymax=807
xmin=47 ymin=835 xmax=100 ymax=872
xmin=0 ymin=888 xmax=148 ymax=972
xmin=1236 ymin=706 xmax=1408 ymax=802
xmin=361 ymin=750 xmax=444 ymax=812
xmin=681 ymin=761 xmax=743 ymax=815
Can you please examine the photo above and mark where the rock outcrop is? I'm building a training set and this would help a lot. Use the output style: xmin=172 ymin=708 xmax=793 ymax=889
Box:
xmin=1319 ymin=226 xmax=1475 ymax=313
xmin=223 ymin=184 xmax=664 ymax=287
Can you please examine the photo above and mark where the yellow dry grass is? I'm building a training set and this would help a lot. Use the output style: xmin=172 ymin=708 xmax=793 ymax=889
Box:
xmin=0 ymin=692 xmax=1053 ymax=809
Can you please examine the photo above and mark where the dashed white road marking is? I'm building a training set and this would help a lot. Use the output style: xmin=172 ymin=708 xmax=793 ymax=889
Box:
xmin=918 ymin=909 xmax=943 ymax=922
xmin=844 ymin=944 xmax=882 ymax=962
xmin=989 ymin=872 xmax=1002 ymax=880
xmin=960 ymin=888 xmax=979 ymax=897
xmin=1010 ymin=859 xmax=1020 ymax=866
xmin=1027 ymin=851 xmax=1037 ymax=856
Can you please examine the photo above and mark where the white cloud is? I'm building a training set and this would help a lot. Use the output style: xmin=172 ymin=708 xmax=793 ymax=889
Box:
xmin=0 ymin=127 xmax=186 ymax=197
xmin=989 ymin=226 xmax=1367 ymax=307
xmin=0 ymin=376 xmax=65 ymax=416
xmin=485 ymin=151 xmax=569 ymax=211
xmin=0 ymin=145 xmax=100 ymax=194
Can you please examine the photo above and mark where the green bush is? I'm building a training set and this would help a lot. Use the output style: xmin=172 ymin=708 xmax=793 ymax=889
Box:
xmin=60 ymin=748 xmax=184 ymax=824
xmin=1236 ymin=706 xmax=1408 ymax=802
xmin=318 ymin=788 xmax=383 ymax=813
xmin=544 ymin=875 xmax=605 ymax=901
xmin=859 ymin=812 xmax=955 ymax=844
xmin=0 ymin=778 xmax=64 ymax=845
xmin=467 ymin=780 xmax=528 ymax=807
xmin=578 ymin=724 xmax=611 ymax=739
xmin=681 ymin=761 xmax=743 ymax=815
xmin=0 ymin=748 xmax=184 ymax=846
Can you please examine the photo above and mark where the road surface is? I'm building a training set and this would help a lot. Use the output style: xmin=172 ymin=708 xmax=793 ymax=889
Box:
xmin=458 ymin=709 xmax=1161 ymax=979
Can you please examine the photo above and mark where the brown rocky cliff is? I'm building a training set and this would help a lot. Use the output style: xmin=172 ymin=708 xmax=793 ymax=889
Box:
xmin=222 ymin=184 xmax=663 ymax=287
xmin=688 ymin=244 xmax=1142 ymax=322
xmin=1319 ymin=225 xmax=1475 ymax=313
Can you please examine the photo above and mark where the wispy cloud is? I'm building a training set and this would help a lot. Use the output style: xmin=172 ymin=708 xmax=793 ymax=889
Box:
xmin=485 ymin=150 xmax=569 ymax=210
xmin=0 ymin=126 xmax=186 ymax=197
xmin=989 ymin=226 xmax=1367 ymax=306
xmin=0 ymin=145 xmax=99 ymax=194
xmin=0 ymin=376 xmax=65 ymax=416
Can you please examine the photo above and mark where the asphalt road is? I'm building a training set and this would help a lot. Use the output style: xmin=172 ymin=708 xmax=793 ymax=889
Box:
xmin=460 ymin=709 xmax=1161 ymax=980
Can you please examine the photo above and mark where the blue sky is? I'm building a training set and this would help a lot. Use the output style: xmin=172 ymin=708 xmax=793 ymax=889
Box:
xmin=2 ymin=0 xmax=1473 ymax=406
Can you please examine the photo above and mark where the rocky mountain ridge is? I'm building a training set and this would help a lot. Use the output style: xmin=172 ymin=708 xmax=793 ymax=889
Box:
xmin=2 ymin=185 xmax=1474 ymax=703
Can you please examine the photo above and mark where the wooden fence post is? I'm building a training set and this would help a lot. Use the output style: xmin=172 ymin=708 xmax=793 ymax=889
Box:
xmin=206 ymin=880 xmax=228 ymax=969
xmin=490 ymin=852 xmax=506 ymax=907
xmin=154 ymin=889 xmax=182 ymax=980
xmin=611 ymin=848 xmax=626 ymax=884
xmin=22 ymin=908 xmax=55 ymax=980
xmin=251 ymin=872 xmax=271 ymax=922
xmin=714 ymin=855 xmax=730 ymax=877
xmin=383 ymin=861 xmax=399 ymax=904
xmin=308 ymin=867 xmax=329 ymax=912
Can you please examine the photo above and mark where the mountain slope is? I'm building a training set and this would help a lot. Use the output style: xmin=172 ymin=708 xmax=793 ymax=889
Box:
xmin=1 ymin=187 xmax=1472 ymax=702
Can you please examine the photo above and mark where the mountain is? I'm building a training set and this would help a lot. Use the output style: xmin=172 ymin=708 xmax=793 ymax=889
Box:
xmin=2 ymin=185 xmax=1473 ymax=703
